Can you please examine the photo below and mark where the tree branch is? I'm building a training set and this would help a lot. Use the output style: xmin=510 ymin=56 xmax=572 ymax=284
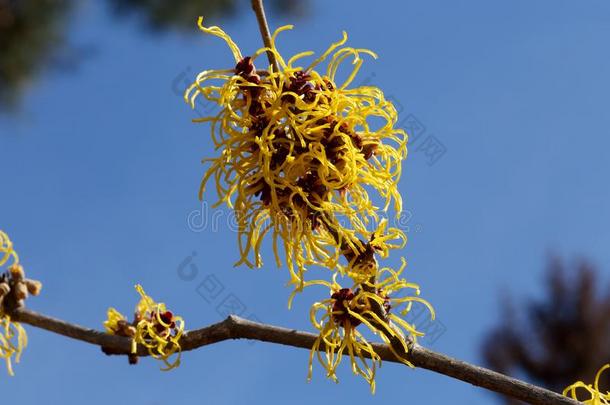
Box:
xmin=11 ymin=307 xmax=579 ymax=405
xmin=250 ymin=0 xmax=278 ymax=71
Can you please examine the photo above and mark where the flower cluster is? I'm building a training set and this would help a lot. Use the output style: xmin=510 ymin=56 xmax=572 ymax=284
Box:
xmin=564 ymin=364 xmax=610 ymax=404
xmin=104 ymin=285 xmax=184 ymax=370
xmin=185 ymin=19 xmax=407 ymax=289
xmin=306 ymin=259 xmax=434 ymax=391
xmin=185 ymin=20 xmax=434 ymax=391
xmin=0 ymin=315 xmax=26 ymax=376
xmin=0 ymin=231 xmax=41 ymax=376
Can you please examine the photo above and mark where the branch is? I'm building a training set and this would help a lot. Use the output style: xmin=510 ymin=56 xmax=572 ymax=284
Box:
xmin=11 ymin=308 xmax=579 ymax=405
xmin=250 ymin=0 xmax=278 ymax=71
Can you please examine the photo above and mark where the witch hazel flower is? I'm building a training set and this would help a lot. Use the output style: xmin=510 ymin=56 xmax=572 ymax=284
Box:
xmin=564 ymin=364 xmax=610 ymax=404
xmin=185 ymin=20 xmax=407 ymax=292
xmin=104 ymin=285 xmax=185 ymax=370
xmin=307 ymin=259 xmax=434 ymax=391
xmin=0 ymin=231 xmax=41 ymax=376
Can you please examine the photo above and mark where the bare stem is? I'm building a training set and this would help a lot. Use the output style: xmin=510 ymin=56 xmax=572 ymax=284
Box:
xmin=12 ymin=307 xmax=578 ymax=405
xmin=250 ymin=0 xmax=279 ymax=71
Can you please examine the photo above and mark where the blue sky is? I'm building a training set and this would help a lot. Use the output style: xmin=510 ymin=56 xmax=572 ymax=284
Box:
xmin=2 ymin=0 xmax=610 ymax=403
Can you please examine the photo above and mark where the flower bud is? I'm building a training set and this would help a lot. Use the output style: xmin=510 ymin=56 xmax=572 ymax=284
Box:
xmin=14 ymin=282 xmax=28 ymax=301
xmin=8 ymin=264 xmax=24 ymax=281
xmin=25 ymin=279 xmax=42 ymax=296
xmin=0 ymin=282 xmax=9 ymax=297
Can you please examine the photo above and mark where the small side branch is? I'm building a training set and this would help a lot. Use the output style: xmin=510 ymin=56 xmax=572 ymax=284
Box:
xmin=250 ymin=0 xmax=278 ymax=70
xmin=12 ymin=308 xmax=578 ymax=405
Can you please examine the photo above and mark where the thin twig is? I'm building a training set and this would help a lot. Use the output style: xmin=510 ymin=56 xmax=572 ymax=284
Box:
xmin=12 ymin=308 xmax=579 ymax=405
xmin=250 ymin=0 xmax=278 ymax=71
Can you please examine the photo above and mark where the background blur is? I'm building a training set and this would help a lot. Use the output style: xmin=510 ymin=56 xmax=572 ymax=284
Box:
xmin=2 ymin=0 xmax=610 ymax=404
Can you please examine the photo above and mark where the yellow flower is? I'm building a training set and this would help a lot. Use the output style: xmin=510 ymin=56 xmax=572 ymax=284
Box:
xmin=307 ymin=260 xmax=434 ymax=391
xmin=185 ymin=19 xmax=407 ymax=291
xmin=0 ymin=315 xmax=27 ymax=376
xmin=308 ymin=280 xmax=381 ymax=392
xmin=342 ymin=219 xmax=406 ymax=284
xmin=104 ymin=285 xmax=185 ymax=370
xmin=103 ymin=307 xmax=138 ymax=355
xmin=0 ymin=230 xmax=27 ymax=376
xmin=564 ymin=364 xmax=610 ymax=404
xmin=103 ymin=307 xmax=128 ymax=334
xmin=0 ymin=231 xmax=19 ymax=269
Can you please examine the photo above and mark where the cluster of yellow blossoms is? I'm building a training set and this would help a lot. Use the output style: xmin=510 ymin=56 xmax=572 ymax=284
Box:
xmin=564 ymin=364 xmax=610 ymax=404
xmin=0 ymin=231 xmax=29 ymax=376
xmin=185 ymin=19 xmax=407 ymax=288
xmin=104 ymin=285 xmax=184 ymax=370
xmin=306 ymin=260 xmax=434 ymax=390
xmin=185 ymin=19 xmax=434 ymax=391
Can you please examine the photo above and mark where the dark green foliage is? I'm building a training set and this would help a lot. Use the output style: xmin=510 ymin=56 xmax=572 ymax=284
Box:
xmin=0 ymin=0 xmax=71 ymax=109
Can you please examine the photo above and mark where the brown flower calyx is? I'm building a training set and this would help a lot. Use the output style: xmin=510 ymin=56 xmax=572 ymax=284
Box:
xmin=331 ymin=287 xmax=391 ymax=329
